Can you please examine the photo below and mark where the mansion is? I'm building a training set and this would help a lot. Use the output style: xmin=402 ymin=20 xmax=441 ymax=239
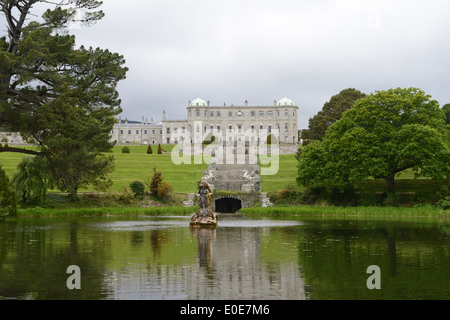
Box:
xmin=111 ymin=98 xmax=299 ymax=145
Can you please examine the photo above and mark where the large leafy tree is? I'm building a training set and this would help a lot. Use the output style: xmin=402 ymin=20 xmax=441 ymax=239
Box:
xmin=0 ymin=0 xmax=128 ymax=199
xmin=302 ymin=88 xmax=366 ymax=142
xmin=298 ymin=87 xmax=450 ymax=194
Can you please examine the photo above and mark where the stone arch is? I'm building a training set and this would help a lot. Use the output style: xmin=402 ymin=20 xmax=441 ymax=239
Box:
xmin=214 ymin=196 xmax=242 ymax=213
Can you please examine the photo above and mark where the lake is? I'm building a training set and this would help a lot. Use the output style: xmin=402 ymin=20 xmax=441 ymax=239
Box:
xmin=1 ymin=215 xmax=450 ymax=300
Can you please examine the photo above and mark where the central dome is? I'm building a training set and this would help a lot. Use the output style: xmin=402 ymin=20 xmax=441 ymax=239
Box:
xmin=190 ymin=98 xmax=208 ymax=107
xmin=277 ymin=97 xmax=295 ymax=106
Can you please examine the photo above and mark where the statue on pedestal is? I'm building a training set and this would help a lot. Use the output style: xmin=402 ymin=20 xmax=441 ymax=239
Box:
xmin=190 ymin=181 xmax=218 ymax=228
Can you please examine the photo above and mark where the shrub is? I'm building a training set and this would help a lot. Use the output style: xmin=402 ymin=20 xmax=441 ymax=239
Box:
xmin=121 ymin=146 xmax=130 ymax=153
xmin=129 ymin=181 xmax=145 ymax=199
xmin=147 ymin=166 xmax=162 ymax=196
xmin=0 ymin=164 xmax=17 ymax=219
xmin=436 ymin=196 xmax=450 ymax=210
xmin=114 ymin=187 xmax=135 ymax=204
xmin=146 ymin=166 xmax=173 ymax=200
xmin=157 ymin=181 xmax=173 ymax=200
xmin=147 ymin=144 xmax=153 ymax=154
xmin=157 ymin=144 xmax=162 ymax=154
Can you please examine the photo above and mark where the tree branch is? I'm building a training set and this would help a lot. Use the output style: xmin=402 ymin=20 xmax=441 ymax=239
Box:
xmin=0 ymin=146 xmax=41 ymax=156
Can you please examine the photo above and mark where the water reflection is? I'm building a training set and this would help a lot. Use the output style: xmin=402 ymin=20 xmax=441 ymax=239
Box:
xmin=1 ymin=217 xmax=450 ymax=300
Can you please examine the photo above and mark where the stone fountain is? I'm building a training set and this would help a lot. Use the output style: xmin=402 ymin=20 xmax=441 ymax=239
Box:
xmin=190 ymin=180 xmax=219 ymax=228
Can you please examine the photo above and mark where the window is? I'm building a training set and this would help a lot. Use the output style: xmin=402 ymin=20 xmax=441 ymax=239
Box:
xmin=228 ymin=125 xmax=233 ymax=133
xmin=152 ymin=130 xmax=155 ymax=134
xmin=237 ymin=111 xmax=243 ymax=117
xmin=210 ymin=112 xmax=214 ymax=117
xmin=251 ymin=125 xmax=255 ymax=133
xmin=166 ymin=128 xmax=170 ymax=134
xmin=277 ymin=110 xmax=280 ymax=117
xmin=210 ymin=125 xmax=214 ymax=132
xmin=144 ymin=130 xmax=147 ymax=134
xmin=120 ymin=130 xmax=123 ymax=135
xmin=188 ymin=111 xmax=192 ymax=118
xmin=259 ymin=111 xmax=264 ymax=117
xmin=167 ymin=138 xmax=170 ymax=144
xmin=285 ymin=109 xmax=289 ymax=116
xmin=285 ymin=124 xmax=288 ymax=133
xmin=136 ymin=130 xmax=139 ymax=134
xmin=196 ymin=125 xmax=200 ymax=133
xmin=217 ymin=125 xmax=221 ymax=132
xmin=174 ymin=127 xmax=178 ymax=134
xmin=268 ymin=111 xmax=272 ymax=118
xmin=182 ymin=127 xmax=186 ymax=134
xmin=228 ymin=112 xmax=232 ymax=117
xmin=238 ymin=125 xmax=242 ymax=133
xmin=251 ymin=111 xmax=255 ymax=117
xmin=268 ymin=125 xmax=272 ymax=133
xmin=217 ymin=111 xmax=221 ymax=117
xmin=160 ymin=130 xmax=162 ymax=134
xmin=260 ymin=125 xmax=263 ymax=131
xmin=196 ymin=110 xmax=200 ymax=117
xmin=128 ymin=130 xmax=131 ymax=134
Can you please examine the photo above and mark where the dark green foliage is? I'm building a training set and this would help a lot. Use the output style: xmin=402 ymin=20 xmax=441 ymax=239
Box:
xmin=0 ymin=164 xmax=17 ymax=218
xmin=0 ymin=0 xmax=127 ymax=200
xmin=121 ymin=146 xmax=130 ymax=153
xmin=302 ymin=88 xmax=366 ymax=142
xmin=147 ymin=145 xmax=153 ymax=154
xmin=442 ymin=103 xmax=450 ymax=125
xmin=157 ymin=144 xmax=162 ymax=154
xmin=298 ymin=87 xmax=450 ymax=195
xmin=11 ymin=157 xmax=52 ymax=203
xmin=129 ymin=181 xmax=145 ymax=199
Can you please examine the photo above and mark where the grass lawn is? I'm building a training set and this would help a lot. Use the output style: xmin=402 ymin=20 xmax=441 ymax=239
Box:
xmin=0 ymin=145 xmax=446 ymax=195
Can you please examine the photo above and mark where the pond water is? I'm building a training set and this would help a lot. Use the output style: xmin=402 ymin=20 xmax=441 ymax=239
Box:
xmin=1 ymin=215 xmax=450 ymax=300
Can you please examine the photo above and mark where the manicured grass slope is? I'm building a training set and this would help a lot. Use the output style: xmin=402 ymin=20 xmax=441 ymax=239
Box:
xmin=0 ymin=145 xmax=444 ymax=194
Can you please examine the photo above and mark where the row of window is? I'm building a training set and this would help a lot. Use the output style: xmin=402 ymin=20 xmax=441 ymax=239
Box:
xmin=189 ymin=109 xmax=296 ymax=118
xmin=115 ymin=129 xmax=162 ymax=135
xmin=115 ymin=124 xmax=297 ymax=136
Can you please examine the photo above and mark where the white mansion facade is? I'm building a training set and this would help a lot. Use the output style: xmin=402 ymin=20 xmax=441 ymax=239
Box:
xmin=111 ymin=98 xmax=299 ymax=145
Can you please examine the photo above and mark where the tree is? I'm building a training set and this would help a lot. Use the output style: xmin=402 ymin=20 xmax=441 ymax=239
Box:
xmin=0 ymin=1 xmax=128 ymax=200
xmin=0 ymin=164 xmax=16 ymax=218
xmin=442 ymin=103 xmax=450 ymax=125
xmin=147 ymin=144 xmax=153 ymax=154
xmin=298 ymin=87 xmax=450 ymax=194
xmin=302 ymin=88 xmax=366 ymax=142
xmin=11 ymin=156 xmax=52 ymax=203
xmin=157 ymin=144 xmax=162 ymax=154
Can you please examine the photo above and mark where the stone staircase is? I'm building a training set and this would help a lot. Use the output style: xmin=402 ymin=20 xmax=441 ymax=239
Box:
xmin=203 ymin=153 xmax=261 ymax=192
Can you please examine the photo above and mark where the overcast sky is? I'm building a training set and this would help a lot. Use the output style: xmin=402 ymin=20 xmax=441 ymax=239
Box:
xmin=29 ymin=1 xmax=450 ymax=127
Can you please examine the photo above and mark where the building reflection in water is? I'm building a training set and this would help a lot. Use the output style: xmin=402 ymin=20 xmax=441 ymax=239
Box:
xmin=103 ymin=226 xmax=306 ymax=300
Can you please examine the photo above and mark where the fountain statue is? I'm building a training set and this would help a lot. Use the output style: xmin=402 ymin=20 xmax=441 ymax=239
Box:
xmin=190 ymin=181 xmax=219 ymax=228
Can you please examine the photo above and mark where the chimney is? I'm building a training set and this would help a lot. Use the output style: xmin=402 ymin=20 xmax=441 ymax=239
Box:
xmin=274 ymin=100 xmax=277 ymax=106
xmin=151 ymin=117 xmax=154 ymax=124
xmin=125 ymin=118 xmax=128 ymax=124
xmin=163 ymin=110 xmax=166 ymax=121
xmin=119 ymin=116 xmax=122 ymax=125
xmin=245 ymin=100 xmax=249 ymax=107
xmin=142 ymin=116 xmax=144 ymax=125
xmin=207 ymin=100 xmax=211 ymax=107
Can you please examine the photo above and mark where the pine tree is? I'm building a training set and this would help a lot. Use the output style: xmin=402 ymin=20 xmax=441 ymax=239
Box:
xmin=157 ymin=144 xmax=162 ymax=154
xmin=147 ymin=144 xmax=153 ymax=154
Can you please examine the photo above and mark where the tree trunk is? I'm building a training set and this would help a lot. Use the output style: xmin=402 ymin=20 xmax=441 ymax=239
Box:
xmin=385 ymin=175 xmax=395 ymax=194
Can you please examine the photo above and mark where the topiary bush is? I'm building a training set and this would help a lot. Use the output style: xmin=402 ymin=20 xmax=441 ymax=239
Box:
xmin=129 ymin=181 xmax=145 ymax=199
xmin=121 ymin=146 xmax=130 ymax=153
